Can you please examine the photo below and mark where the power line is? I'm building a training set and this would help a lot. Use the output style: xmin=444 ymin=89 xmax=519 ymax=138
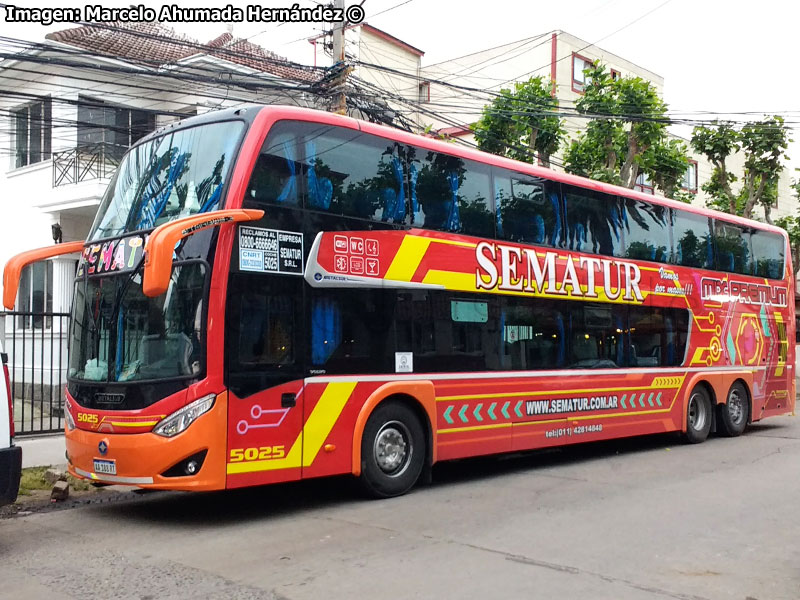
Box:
xmin=366 ymin=0 xmax=415 ymax=20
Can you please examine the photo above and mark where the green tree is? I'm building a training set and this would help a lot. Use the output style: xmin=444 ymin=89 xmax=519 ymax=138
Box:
xmin=775 ymin=179 xmax=800 ymax=269
xmin=474 ymin=76 xmax=565 ymax=167
xmin=564 ymin=64 xmax=689 ymax=198
xmin=690 ymin=116 xmax=790 ymax=223
xmin=646 ymin=138 xmax=693 ymax=203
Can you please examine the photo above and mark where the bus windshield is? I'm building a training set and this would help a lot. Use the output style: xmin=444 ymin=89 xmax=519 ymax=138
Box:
xmin=88 ymin=120 xmax=244 ymax=241
xmin=69 ymin=263 xmax=206 ymax=383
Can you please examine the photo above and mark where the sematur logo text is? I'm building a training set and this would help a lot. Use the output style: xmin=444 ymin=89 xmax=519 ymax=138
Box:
xmin=475 ymin=242 xmax=644 ymax=302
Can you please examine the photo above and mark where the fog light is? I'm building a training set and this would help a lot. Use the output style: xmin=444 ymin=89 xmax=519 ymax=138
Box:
xmin=161 ymin=450 xmax=208 ymax=478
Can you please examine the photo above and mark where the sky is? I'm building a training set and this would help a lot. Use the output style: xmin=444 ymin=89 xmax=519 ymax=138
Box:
xmin=3 ymin=0 xmax=800 ymax=174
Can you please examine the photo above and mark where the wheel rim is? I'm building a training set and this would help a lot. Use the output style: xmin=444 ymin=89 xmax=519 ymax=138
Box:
xmin=373 ymin=421 xmax=412 ymax=477
xmin=727 ymin=388 xmax=745 ymax=426
xmin=688 ymin=392 xmax=708 ymax=432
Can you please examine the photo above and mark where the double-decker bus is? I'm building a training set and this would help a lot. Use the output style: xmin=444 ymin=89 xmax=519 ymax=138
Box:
xmin=3 ymin=105 xmax=794 ymax=497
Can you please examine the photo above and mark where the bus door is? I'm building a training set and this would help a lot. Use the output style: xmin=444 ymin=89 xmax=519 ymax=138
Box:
xmin=225 ymin=274 xmax=306 ymax=488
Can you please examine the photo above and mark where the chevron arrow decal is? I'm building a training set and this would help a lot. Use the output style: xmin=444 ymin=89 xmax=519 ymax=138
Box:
xmin=458 ymin=405 xmax=469 ymax=423
xmin=473 ymin=403 xmax=483 ymax=422
xmin=443 ymin=405 xmax=454 ymax=424
xmin=501 ymin=401 xmax=510 ymax=419
xmin=488 ymin=402 xmax=497 ymax=421
xmin=515 ymin=401 xmax=523 ymax=418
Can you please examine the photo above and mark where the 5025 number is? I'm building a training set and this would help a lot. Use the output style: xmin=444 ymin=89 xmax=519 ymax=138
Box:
xmin=229 ymin=446 xmax=285 ymax=462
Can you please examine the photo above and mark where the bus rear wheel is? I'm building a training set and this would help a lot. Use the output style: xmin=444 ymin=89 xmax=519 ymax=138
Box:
xmin=360 ymin=401 xmax=425 ymax=498
xmin=718 ymin=382 xmax=749 ymax=437
xmin=685 ymin=386 xmax=712 ymax=444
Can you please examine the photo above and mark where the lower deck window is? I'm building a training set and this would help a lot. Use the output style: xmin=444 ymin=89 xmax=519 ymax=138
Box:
xmin=308 ymin=289 xmax=689 ymax=374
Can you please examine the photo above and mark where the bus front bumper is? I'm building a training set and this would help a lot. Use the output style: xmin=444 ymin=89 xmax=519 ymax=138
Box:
xmin=65 ymin=402 xmax=227 ymax=492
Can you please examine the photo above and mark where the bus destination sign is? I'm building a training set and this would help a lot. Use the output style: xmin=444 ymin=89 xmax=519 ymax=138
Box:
xmin=239 ymin=226 xmax=304 ymax=276
xmin=77 ymin=233 xmax=147 ymax=277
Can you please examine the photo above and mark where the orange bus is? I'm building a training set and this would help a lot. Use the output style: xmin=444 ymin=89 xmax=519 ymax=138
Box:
xmin=3 ymin=105 xmax=795 ymax=497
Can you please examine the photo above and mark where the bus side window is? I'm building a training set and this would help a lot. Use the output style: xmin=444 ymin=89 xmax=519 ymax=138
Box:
xmin=629 ymin=306 xmax=689 ymax=367
xmin=414 ymin=150 xmax=467 ymax=232
xmin=495 ymin=171 xmax=561 ymax=248
xmin=456 ymin=161 xmax=493 ymax=238
xmin=245 ymin=123 xmax=304 ymax=208
xmin=500 ymin=297 xmax=565 ymax=370
xmin=564 ymin=185 xmax=625 ymax=257
xmin=629 ymin=306 xmax=663 ymax=367
xmin=569 ymin=304 xmax=626 ymax=368
xmin=623 ymin=198 xmax=670 ymax=263
xmin=751 ymin=230 xmax=784 ymax=279
xmin=225 ymin=274 xmax=302 ymax=398
xmin=713 ymin=220 xmax=751 ymax=275
xmin=309 ymin=290 xmax=397 ymax=374
xmin=670 ymin=210 xmax=713 ymax=269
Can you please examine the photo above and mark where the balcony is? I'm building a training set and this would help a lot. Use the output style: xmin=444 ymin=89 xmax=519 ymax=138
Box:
xmin=3 ymin=143 xmax=126 ymax=218
xmin=52 ymin=142 xmax=125 ymax=187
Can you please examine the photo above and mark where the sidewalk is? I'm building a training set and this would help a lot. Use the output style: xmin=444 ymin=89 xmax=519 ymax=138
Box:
xmin=16 ymin=434 xmax=67 ymax=469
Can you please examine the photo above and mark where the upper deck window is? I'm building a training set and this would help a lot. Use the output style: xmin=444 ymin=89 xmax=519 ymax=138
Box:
xmin=495 ymin=173 xmax=561 ymax=247
xmin=751 ymin=230 xmax=784 ymax=279
xmin=564 ymin=185 xmax=625 ymax=257
xmin=670 ymin=211 xmax=713 ymax=269
xmin=623 ymin=198 xmax=670 ymax=263
xmin=250 ymin=119 xmax=785 ymax=280
xmin=89 ymin=120 xmax=244 ymax=241
xmin=713 ymin=220 xmax=751 ymax=275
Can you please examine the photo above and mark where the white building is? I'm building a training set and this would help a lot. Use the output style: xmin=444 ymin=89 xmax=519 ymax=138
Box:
xmin=0 ymin=21 xmax=323 ymax=409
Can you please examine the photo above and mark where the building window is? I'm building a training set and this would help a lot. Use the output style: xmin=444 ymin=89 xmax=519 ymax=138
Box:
xmin=681 ymin=160 xmax=698 ymax=192
xmin=77 ymin=96 xmax=156 ymax=156
xmin=610 ymin=68 xmax=621 ymax=81
xmin=13 ymin=98 xmax=52 ymax=169
xmin=572 ymin=53 xmax=595 ymax=93
xmin=634 ymin=172 xmax=654 ymax=195
xmin=15 ymin=262 xmax=53 ymax=330
xmin=419 ymin=81 xmax=430 ymax=103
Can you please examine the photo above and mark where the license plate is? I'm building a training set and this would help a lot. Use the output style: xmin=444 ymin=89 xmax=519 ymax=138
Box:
xmin=93 ymin=459 xmax=116 ymax=475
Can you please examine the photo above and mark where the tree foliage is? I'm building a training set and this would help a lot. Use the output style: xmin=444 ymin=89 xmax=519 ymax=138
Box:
xmin=774 ymin=179 xmax=800 ymax=270
xmin=563 ymin=64 xmax=689 ymax=199
xmin=473 ymin=76 xmax=565 ymax=167
xmin=690 ymin=116 xmax=790 ymax=223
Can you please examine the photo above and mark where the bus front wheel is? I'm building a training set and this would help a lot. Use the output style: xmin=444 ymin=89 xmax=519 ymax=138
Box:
xmin=717 ymin=382 xmax=749 ymax=437
xmin=685 ymin=386 xmax=712 ymax=444
xmin=360 ymin=401 xmax=425 ymax=498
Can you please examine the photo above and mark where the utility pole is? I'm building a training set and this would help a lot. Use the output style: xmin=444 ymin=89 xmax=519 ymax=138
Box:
xmin=330 ymin=0 xmax=348 ymax=114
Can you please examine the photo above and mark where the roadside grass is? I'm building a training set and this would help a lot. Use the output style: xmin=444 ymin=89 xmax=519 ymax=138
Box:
xmin=18 ymin=466 xmax=93 ymax=496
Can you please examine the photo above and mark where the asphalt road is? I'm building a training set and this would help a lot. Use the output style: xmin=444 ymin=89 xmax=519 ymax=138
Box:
xmin=1 ymin=415 xmax=799 ymax=600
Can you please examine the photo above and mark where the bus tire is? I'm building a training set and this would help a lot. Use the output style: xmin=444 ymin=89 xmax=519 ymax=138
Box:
xmin=360 ymin=401 xmax=425 ymax=498
xmin=685 ymin=385 xmax=712 ymax=444
xmin=717 ymin=382 xmax=749 ymax=437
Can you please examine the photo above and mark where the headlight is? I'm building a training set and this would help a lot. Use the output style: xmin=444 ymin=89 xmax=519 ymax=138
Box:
xmin=65 ymin=403 xmax=75 ymax=431
xmin=153 ymin=394 xmax=215 ymax=438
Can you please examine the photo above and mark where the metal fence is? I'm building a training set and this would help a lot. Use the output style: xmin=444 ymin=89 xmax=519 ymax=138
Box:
xmin=52 ymin=142 xmax=124 ymax=187
xmin=0 ymin=311 xmax=70 ymax=435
